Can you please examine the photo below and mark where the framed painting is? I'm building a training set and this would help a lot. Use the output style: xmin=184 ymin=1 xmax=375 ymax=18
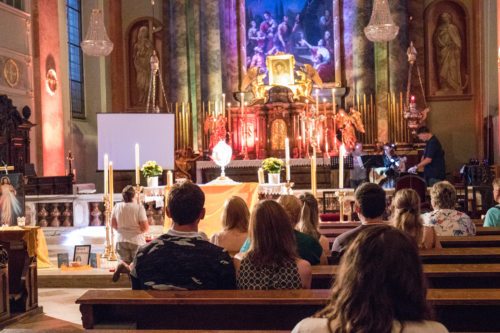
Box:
xmin=0 ymin=173 xmax=25 ymax=226
xmin=267 ymin=54 xmax=295 ymax=86
xmin=73 ymin=245 xmax=91 ymax=265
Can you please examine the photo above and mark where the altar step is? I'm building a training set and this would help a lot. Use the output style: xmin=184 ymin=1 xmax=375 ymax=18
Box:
xmin=38 ymin=266 xmax=131 ymax=288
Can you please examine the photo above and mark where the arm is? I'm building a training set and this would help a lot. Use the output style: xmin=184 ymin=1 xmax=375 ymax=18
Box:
xmin=111 ymin=217 xmax=118 ymax=230
xmin=217 ymin=251 xmax=237 ymax=289
xmin=296 ymin=259 xmax=312 ymax=289
xmin=416 ymin=157 xmax=433 ymax=169
xmin=139 ymin=220 xmax=149 ymax=233
xmin=138 ymin=206 xmax=149 ymax=233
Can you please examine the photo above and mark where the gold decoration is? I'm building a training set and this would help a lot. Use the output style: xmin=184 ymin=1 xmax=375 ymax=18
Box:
xmin=3 ymin=58 xmax=20 ymax=88
xmin=270 ymin=119 xmax=287 ymax=150
xmin=45 ymin=69 xmax=58 ymax=96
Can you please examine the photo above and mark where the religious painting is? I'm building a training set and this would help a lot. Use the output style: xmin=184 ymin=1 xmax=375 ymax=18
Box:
xmin=126 ymin=18 xmax=163 ymax=110
xmin=245 ymin=0 xmax=334 ymax=82
xmin=267 ymin=54 xmax=295 ymax=86
xmin=424 ymin=1 xmax=471 ymax=100
xmin=0 ymin=174 xmax=25 ymax=226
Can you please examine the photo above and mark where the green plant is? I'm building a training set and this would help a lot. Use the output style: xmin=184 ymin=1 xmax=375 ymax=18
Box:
xmin=262 ymin=157 xmax=284 ymax=174
xmin=141 ymin=160 xmax=163 ymax=178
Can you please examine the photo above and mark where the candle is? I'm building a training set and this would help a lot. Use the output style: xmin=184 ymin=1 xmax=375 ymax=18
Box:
xmin=298 ymin=135 xmax=302 ymax=157
xmin=339 ymin=144 xmax=345 ymax=189
xmin=258 ymin=167 xmax=265 ymax=184
xmin=311 ymin=146 xmax=317 ymax=197
xmin=222 ymin=93 xmax=226 ymax=118
xmin=315 ymin=90 xmax=319 ymax=114
xmin=135 ymin=143 xmax=140 ymax=185
xmin=227 ymin=102 xmax=232 ymax=133
xmin=109 ymin=161 xmax=114 ymax=206
xmin=167 ymin=170 xmax=173 ymax=187
xmin=103 ymin=154 xmax=109 ymax=195
xmin=285 ymin=138 xmax=290 ymax=182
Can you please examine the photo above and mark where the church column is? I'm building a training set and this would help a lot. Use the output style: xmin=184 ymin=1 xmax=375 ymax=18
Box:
xmin=200 ymin=0 xmax=223 ymax=102
xmin=375 ymin=42 xmax=389 ymax=144
xmin=220 ymin=0 xmax=240 ymax=101
xmin=108 ymin=0 xmax=124 ymax=112
xmin=408 ymin=0 xmax=425 ymax=104
xmin=186 ymin=0 xmax=200 ymax=150
xmin=388 ymin=0 xmax=409 ymax=93
xmin=236 ymin=0 xmax=246 ymax=91
xmin=32 ymin=0 xmax=65 ymax=176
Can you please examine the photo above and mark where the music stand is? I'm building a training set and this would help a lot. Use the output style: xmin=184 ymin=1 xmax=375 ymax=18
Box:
xmin=330 ymin=156 xmax=354 ymax=170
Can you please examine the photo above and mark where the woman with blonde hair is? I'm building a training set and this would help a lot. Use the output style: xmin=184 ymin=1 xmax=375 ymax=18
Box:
xmin=298 ymin=193 xmax=330 ymax=257
xmin=210 ymin=196 xmax=249 ymax=253
xmin=391 ymin=189 xmax=441 ymax=250
xmin=422 ymin=181 xmax=475 ymax=236
xmin=293 ymin=225 xmax=448 ymax=333
xmin=234 ymin=200 xmax=311 ymax=289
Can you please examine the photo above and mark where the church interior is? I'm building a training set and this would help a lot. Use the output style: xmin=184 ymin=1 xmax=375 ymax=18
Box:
xmin=1 ymin=0 xmax=500 ymax=331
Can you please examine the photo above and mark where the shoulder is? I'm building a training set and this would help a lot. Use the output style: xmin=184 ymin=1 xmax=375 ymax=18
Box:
xmin=396 ymin=320 xmax=449 ymax=333
xmin=484 ymin=206 xmax=500 ymax=227
xmin=292 ymin=317 xmax=329 ymax=333
xmin=296 ymin=258 xmax=311 ymax=273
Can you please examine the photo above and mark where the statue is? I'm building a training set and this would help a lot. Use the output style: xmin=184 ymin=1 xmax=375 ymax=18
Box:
xmin=433 ymin=12 xmax=464 ymax=93
xmin=295 ymin=64 xmax=323 ymax=102
xmin=335 ymin=108 xmax=365 ymax=150
xmin=174 ymin=148 xmax=201 ymax=180
xmin=241 ymin=67 xmax=267 ymax=104
xmin=133 ymin=26 xmax=155 ymax=105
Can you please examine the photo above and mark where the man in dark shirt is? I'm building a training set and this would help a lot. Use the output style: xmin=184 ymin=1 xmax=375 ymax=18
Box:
xmin=408 ymin=126 xmax=446 ymax=186
xmin=331 ymin=183 xmax=386 ymax=259
xmin=130 ymin=182 xmax=236 ymax=290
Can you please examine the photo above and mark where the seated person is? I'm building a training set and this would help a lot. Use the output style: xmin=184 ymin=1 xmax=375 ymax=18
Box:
xmin=331 ymin=183 xmax=386 ymax=258
xmin=297 ymin=193 xmax=330 ymax=258
xmin=130 ymin=182 xmax=236 ymax=290
xmin=210 ymin=196 xmax=249 ymax=253
xmin=484 ymin=178 xmax=500 ymax=227
xmin=234 ymin=200 xmax=311 ymax=289
xmin=391 ymin=189 xmax=441 ymax=250
xmin=293 ymin=225 xmax=449 ymax=333
xmin=239 ymin=195 xmax=324 ymax=265
xmin=422 ymin=181 xmax=476 ymax=236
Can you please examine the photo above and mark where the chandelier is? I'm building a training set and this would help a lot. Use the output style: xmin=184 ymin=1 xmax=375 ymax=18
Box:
xmin=80 ymin=9 xmax=114 ymax=56
xmin=364 ymin=0 xmax=399 ymax=42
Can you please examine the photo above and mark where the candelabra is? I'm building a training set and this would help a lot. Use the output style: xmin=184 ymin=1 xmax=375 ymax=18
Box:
xmin=103 ymin=194 xmax=117 ymax=261
xmin=337 ymin=190 xmax=346 ymax=222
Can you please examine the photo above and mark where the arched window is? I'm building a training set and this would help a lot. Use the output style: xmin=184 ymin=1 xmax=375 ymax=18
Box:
xmin=67 ymin=0 xmax=85 ymax=119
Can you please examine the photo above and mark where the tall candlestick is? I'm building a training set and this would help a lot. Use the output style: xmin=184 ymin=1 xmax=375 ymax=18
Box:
xmin=339 ymin=144 xmax=345 ymax=189
xmin=103 ymin=154 xmax=109 ymax=195
xmin=285 ymin=137 xmax=290 ymax=182
xmin=167 ymin=170 xmax=173 ymax=187
xmin=227 ymin=102 xmax=232 ymax=134
xmin=311 ymin=146 xmax=317 ymax=197
xmin=257 ymin=167 xmax=265 ymax=184
xmin=222 ymin=93 xmax=226 ymax=118
xmin=135 ymin=143 xmax=140 ymax=185
xmin=109 ymin=161 xmax=114 ymax=205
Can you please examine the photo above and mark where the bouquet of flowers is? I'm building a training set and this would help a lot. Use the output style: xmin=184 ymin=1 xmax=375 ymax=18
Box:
xmin=141 ymin=160 xmax=163 ymax=178
xmin=262 ymin=157 xmax=284 ymax=174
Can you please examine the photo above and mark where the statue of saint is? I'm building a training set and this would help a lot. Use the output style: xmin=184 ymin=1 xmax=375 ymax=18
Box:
xmin=133 ymin=26 xmax=155 ymax=105
xmin=433 ymin=12 xmax=463 ymax=93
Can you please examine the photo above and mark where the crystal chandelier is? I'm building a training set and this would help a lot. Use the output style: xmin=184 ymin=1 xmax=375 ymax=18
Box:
xmin=80 ymin=9 xmax=114 ymax=56
xmin=364 ymin=0 xmax=399 ymax=42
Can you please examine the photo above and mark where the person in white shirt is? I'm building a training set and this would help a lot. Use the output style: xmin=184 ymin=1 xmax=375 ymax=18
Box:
xmin=293 ymin=225 xmax=449 ymax=333
xmin=111 ymin=185 xmax=149 ymax=277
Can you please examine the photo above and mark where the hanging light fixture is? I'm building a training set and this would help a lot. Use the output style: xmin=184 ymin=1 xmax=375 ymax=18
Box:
xmin=364 ymin=0 xmax=399 ymax=42
xmin=80 ymin=9 xmax=114 ymax=56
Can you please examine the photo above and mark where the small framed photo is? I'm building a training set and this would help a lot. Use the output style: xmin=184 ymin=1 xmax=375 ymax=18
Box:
xmin=73 ymin=245 xmax=91 ymax=265
xmin=266 ymin=54 xmax=295 ymax=86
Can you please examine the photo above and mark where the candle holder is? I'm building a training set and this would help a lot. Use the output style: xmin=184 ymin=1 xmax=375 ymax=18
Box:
xmin=284 ymin=181 xmax=294 ymax=195
xmin=337 ymin=190 xmax=346 ymax=222
xmin=103 ymin=193 xmax=112 ymax=258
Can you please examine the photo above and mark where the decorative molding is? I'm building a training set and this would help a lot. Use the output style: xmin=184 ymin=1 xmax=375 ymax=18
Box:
xmin=3 ymin=58 xmax=19 ymax=87
xmin=0 ymin=2 xmax=30 ymax=19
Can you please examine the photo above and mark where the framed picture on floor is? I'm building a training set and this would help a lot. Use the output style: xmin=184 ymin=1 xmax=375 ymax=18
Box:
xmin=73 ymin=245 xmax=91 ymax=265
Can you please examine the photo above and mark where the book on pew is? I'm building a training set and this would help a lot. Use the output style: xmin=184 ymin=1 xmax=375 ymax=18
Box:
xmin=57 ymin=253 xmax=69 ymax=268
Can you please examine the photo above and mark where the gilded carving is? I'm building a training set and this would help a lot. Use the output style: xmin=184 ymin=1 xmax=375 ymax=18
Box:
xmin=270 ymin=119 xmax=287 ymax=150
xmin=3 ymin=59 xmax=19 ymax=88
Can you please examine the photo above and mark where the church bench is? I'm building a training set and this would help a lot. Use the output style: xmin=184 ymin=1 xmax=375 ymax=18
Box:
xmin=76 ymin=289 xmax=500 ymax=331
xmin=476 ymin=227 xmax=500 ymax=235
xmin=311 ymin=264 xmax=500 ymax=289
xmin=439 ymin=236 xmax=500 ymax=248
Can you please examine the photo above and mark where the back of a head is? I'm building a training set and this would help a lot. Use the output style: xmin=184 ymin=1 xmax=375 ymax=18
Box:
xmin=391 ymin=189 xmax=423 ymax=243
xmin=298 ymin=192 xmax=320 ymax=240
xmin=248 ymin=199 xmax=297 ymax=266
xmin=416 ymin=126 xmax=430 ymax=135
xmin=167 ymin=181 xmax=205 ymax=225
xmin=277 ymin=195 xmax=302 ymax=226
xmin=354 ymin=183 xmax=386 ymax=219
xmin=121 ymin=185 xmax=136 ymax=203
xmin=222 ymin=196 xmax=249 ymax=232
xmin=430 ymin=181 xmax=456 ymax=210
xmin=316 ymin=225 xmax=429 ymax=332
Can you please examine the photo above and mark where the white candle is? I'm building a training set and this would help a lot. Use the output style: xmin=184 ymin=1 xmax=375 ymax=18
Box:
xmin=339 ymin=144 xmax=345 ymax=189
xmin=311 ymin=146 xmax=317 ymax=197
xmin=222 ymin=93 xmax=226 ymax=117
xmin=135 ymin=143 xmax=140 ymax=185
xmin=285 ymin=138 xmax=290 ymax=182
xmin=258 ymin=167 xmax=265 ymax=184
xmin=167 ymin=170 xmax=173 ymax=187
xmin=103 ymin=154 xmax=109 ymax=195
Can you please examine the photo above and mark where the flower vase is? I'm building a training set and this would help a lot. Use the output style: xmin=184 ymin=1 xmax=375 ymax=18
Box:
xmin=268 ymin=173 xmax=281 ymax=184
xmin=147 ymin=176 xmax=159 ymax=187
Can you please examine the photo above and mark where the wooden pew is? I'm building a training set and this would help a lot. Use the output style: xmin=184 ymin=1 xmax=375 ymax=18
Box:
xmin=311 ymin=264 xmax=500 ymax=289
xmin=439 ymin=236 xmax=500 ymax=248
xmin=76 ymin=289 xmax=500 ymax=331
xmin=420 ymin=247 xmax=500 ymax=264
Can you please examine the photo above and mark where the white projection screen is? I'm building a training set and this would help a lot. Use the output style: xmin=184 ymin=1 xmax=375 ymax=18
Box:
xmin=97 ymin=113 xmax=175 ymax=170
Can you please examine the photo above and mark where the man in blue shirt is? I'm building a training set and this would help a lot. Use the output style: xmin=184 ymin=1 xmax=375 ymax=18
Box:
xmin=408 ymin=126 xmax=446 ymax=186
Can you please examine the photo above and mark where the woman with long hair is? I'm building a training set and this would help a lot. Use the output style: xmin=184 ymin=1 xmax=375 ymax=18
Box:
xmin=293 ymin=225 xmax=448 ymax=333
xmin=297 ymin=193 xmax=330 ymax=257
xmin=391 ymin=189 xmax=441 ymax=250
xmin=234 ymin=200 xmax=311 ymax=289
xmin=210 ymin=196 xmax=249 ymax=254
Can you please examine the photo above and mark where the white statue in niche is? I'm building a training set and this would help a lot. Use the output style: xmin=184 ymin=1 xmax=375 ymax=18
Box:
xmin=433 ymin=12 xmax=464 ymax=94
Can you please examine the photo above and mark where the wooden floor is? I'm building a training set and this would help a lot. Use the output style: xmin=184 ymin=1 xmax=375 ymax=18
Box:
xmin=2 ymin=313 xmax=83 ymax=332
